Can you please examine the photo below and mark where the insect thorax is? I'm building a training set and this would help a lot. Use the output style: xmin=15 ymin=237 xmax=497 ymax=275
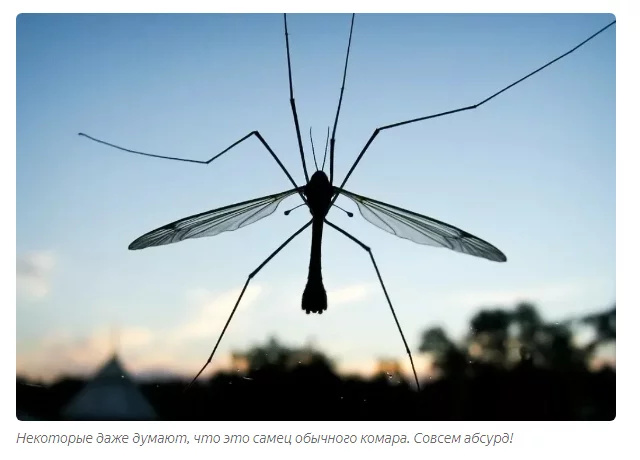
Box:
xmin=304 ymin=171 xmax=333 ymax=217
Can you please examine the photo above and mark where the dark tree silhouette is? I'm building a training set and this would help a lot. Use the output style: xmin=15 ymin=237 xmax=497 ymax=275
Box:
xmin=468 ymin=308 xmax=513 ymax=366
xmin=582 ymin=305 xmax=616 ymax=359
xmin=16 ymin=302 xmax=615 ymax=421
xmin=419 ymin=327 xmax=466 ymax=377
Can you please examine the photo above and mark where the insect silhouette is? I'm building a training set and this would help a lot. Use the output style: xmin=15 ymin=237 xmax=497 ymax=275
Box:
xmin=79 ymin=14 xmax=615 ymax=391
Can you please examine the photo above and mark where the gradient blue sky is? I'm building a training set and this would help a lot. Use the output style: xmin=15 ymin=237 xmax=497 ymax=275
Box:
xmin=16 ymin=13 xmax=615 ymax=382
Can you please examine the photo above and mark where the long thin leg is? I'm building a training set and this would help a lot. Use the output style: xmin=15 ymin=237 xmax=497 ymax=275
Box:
xmin=329 ymin=13 xmax=355 ymax=185
xmin=284 ymin=14 xmax=310 ymax=183
xmin=330 ymin=19 xmax=616 ymax=207
xmin=324 ymin=218 xmax=421 ymax=391
xmin=185 ymin=220 xmax=313 ymax=391
xmin=79 ymin=131 xmax=303 ymax=198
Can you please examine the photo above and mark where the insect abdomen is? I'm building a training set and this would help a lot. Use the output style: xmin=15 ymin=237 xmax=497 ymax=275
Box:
xmin=302 ymin=218 xmax=327 ymax=314
xmin=302 ymin=277 xmax=327 ymax=314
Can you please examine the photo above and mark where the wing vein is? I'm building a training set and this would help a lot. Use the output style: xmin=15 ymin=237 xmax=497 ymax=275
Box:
xmin=129 ymin=188 xmax=301 ymax=250
xmin=337 ymin=187 xmax=506 ymax=262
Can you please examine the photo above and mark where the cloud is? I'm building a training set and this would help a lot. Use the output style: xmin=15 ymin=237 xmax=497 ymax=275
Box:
xmin=119 ymin=327 xmax=154 ymax=349
xmin=327 ymin=283 xmax=373 ymax=305
xmin=16 ymin=325 xmax=156 ymax=382
xmin=16 ymin=285 xmax=265 ymax=382
xmin=17 ymin=251 xmax=56 ymax=301
xmin=170 ymin=285 xmax=264 ymax=344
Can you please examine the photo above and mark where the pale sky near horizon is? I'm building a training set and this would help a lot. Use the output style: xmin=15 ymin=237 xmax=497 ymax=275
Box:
xmin=16 ymin=13 xmax=615 ymax=382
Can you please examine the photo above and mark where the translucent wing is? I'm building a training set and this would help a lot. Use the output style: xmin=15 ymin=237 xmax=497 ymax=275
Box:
xmin=337 ymin=188 xmax=507 ymax=262
xmin=129 ymin=188 xmax=302 ymax=250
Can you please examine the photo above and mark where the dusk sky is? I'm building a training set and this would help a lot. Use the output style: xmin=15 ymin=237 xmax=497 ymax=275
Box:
xmin=16 ymin=13 xmax=615 ymax=382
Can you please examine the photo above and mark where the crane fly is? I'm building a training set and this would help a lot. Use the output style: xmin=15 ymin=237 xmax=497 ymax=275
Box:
xmin=78 ymin=14 xmax=616 ymax=391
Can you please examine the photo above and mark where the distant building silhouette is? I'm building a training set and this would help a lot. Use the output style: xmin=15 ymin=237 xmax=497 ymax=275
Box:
xmin=61 ymin=353 xmax=157 ymax=421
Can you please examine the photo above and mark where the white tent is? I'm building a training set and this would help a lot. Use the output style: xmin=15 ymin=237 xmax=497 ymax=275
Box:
xmin=62 ymin=354 xmax=158 ymax=421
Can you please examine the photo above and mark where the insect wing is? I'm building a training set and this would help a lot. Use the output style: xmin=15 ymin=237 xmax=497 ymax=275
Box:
xmin=337 ymin=188 xmax=507 ymax=262
xmin=129 ymin=188 xmax=302 ymax=250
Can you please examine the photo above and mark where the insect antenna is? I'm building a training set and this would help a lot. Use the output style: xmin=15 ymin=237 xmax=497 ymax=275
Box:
xmin=329 ymin=13 xmax=355 ymax=185
xmin=321 ymin=126 xmax=330 ymax=172
xmin=309 ymin=127 xmax=319 ymax=171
